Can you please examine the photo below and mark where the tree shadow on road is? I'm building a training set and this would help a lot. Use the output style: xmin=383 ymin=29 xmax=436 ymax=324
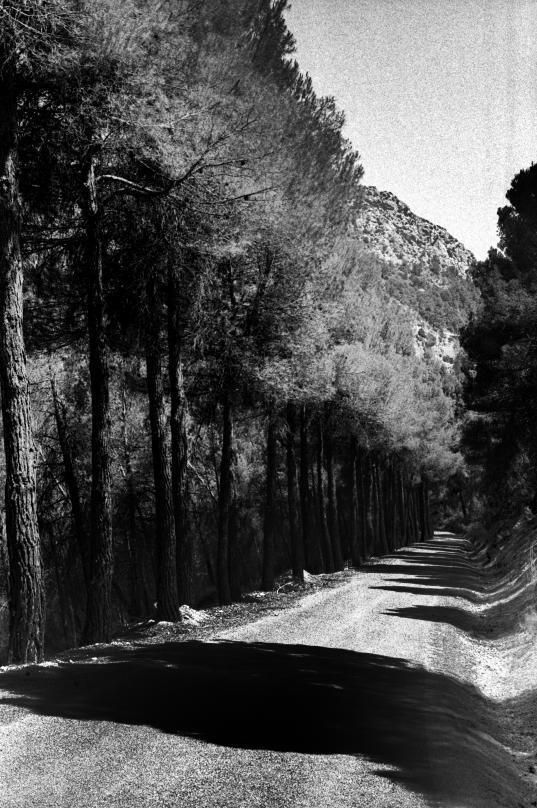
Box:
xmin=0 ymin=639 xmax=523 ymax=807
xmin=383 ymin=595 xmax=533 ymax=641
xmin=363 ymin=538 xmax=485 ymax=603
xmin=368 ymin=537 xmax=536 ymax=641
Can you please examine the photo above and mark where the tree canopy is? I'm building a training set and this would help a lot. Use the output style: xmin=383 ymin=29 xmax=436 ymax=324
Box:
xmin=462 ymin=163 xmax=537 ymax=516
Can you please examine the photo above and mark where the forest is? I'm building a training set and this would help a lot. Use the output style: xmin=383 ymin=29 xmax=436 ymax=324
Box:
xmin=0 ymin=0 xmax=533 ymax=668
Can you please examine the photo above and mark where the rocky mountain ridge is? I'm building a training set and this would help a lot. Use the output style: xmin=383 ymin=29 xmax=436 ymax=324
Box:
xmin=350 ymin=185 xmax=479 ymax=338
xmin=355 ymin=185 xmax=475 ymax=283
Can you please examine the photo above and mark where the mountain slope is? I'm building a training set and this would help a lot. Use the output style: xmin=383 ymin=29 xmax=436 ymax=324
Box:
xmin=356 ymin=186 xmax=475 ymax=279
xmin=350 ymin=186 xmax=480 ymax=345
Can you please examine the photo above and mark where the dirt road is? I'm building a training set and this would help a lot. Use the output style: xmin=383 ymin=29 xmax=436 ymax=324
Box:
xmin=0 ymin=533 xmax=533 ymax=808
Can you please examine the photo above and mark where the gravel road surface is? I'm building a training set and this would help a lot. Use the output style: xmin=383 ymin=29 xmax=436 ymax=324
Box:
xmin=0 ymin=534 xmax=532 ymax=808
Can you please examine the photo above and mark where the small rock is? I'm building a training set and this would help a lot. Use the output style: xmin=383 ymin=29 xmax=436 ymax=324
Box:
xmin=179 ymin=605 xmax=208 ymax=625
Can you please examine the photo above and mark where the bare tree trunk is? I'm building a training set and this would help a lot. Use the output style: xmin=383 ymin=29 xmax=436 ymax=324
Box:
xmin=403 ymin=480 xmax=413 ymax=545
xmin=386 ymin=459 xmax=398 ymax=551
xmin=374 ymin=457 xmax=389 ymax=554
xmin=408 ymin=485 xmax=419 ymax=544
xmin=228 ymin=500 xmax=241 ymax=601
xmin=363 ymin=454 xmax=376 ymax=557
xmin=413 ymin=487 xmax=420 ymax=543
xmin=417 ymin=485 xmax=425 ymax=541
xmin=0 ymin=72 xmax=45 ymax=663
xmin=262 ymin=411 xmax=277 ymax=591
xmin=82 ymin=154 xmax=113 ymax=645
xmin=349 ymin=436 xmax=361 ymax=566
xmin=286 ymin=402 xmax=304 ymax=581
xmin=217 ymin=387 xmax=233 ymax=604
xmin=397 ymin=467 xmax=408 ymax=547
xmin=167 ymin=263 xmax=192 ymax=605
xmin=424 ymin=478 xmax=433 ymax=539
xmin=357 ymin=452 xmax=369 ymax=559
xmin=336 ymin=487 xmax=349 ymax=560
xmin=316 ymin=417 xmax=334 ymax=573
xmin=300 ymin=407 xmax=323 ymax=573
xmin=120 ymin=383 xmax=150 ymax=616
xmin=51 ymin=377 xmax=89 ymax=588
xmin=0 ymin=508 xmax=9 ymax=662
xmin=145 ymin=273 xmax=180 ymax=621
xmin=325 ymin=430 xmax=344 ymax=571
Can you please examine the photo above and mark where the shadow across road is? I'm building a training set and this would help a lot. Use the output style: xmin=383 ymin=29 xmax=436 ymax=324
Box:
xmin=369 ymin=535 xmax=535 ymax=641
xmin=0 ymin=639 xmax=520 ymax=807
xmin=363 ymin=537 xmax=485 ymax=604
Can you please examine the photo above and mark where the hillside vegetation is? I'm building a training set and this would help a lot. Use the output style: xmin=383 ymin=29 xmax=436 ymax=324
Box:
xmin=462 ymin=163 xmax=537 ymax=524
xmin=353 ymin=186 xmax=479 ymax=333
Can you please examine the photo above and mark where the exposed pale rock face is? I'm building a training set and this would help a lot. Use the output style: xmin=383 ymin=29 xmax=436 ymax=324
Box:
xmin=413 ymin=321 xmax=458 ymax=366
xmin=355 ymin=186 xmax=475 ymax=284
xmin=350 ymin=186 xmax=479 ymax=371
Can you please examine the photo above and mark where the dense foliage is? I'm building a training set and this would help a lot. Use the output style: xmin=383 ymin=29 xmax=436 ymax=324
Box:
xmin=462 ymin=163 xmax=537 ymax=519
xmin=382 ymin=259 xmax=479 ymax=332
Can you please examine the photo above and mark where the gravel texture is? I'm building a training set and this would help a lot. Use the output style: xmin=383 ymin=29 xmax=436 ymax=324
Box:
xmin=0 ymin=532 xmax=535 ymax=808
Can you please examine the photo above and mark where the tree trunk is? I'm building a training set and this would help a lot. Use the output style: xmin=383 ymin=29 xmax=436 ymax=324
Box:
xmin=408 ymin=485 xmax=419 ymax=544
xmin=217 ymin=387 xmax=233 ymax=604
xmin=336 ymin=487 xmax=349 ymax=560
xmin=417 ymin=485 xmax=426 ymax=541
xmin=120 ymin=383 xmax=150 ymax=616
xmin=364 ymin=454 xmax=376 ymax=556
xmin=368 ymin=459 xmax=378 ymax=555
xmin=425 ymin=479 xmax=433 ymax=540
xmin=286 ymin=402 xmax=304 ymax=581
xmin=326 ymin=431 xmax=344 ymax=571
xmin=0 ymin=72 xmax=45 ymax=663
xmin=357 ymin=452 xmax=369 ymax=559
xmin=349 ymin=437 xmax=361 ymax=566
xmin=397 ymin=468 xmax=408 ymax=547
xmin=300 ymin=407 xmax=323 ymax=573
xmin=228 ymin=501 xmax=241 ymax=601
xmin=316 ymin=417 xmax=334 ymax=573
xmin=145 ymin=273 xmax=180 ymax=621
xmin=381 ymin=458 xmax=392 ymax=552
xmin=262 ymin=411 xmax=278 ymax=591
xmin=414 ymin=485 xmax=422 ymax=541
xmin=387 ymin=460 xmax=398 ymax=551
xmin=82 ymin=154 xmax=113 ymax=645
xmin=0 ymin=508 xmax=10 ymax=662
xmin=167 ymin=263 xmax=192 ymax=605
xmin=374 ymin=457 xmax=389 ymax=554
xmin=51 ymin=378 xmax=89 ymax=588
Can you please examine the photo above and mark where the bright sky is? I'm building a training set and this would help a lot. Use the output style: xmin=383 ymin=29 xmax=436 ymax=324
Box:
xmin=285 ymin=0 xmax=537 ymax=259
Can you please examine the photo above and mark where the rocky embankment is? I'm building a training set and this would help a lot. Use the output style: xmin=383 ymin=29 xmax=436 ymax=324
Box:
xmin=467 ymin=515 xmax=537 ymax=797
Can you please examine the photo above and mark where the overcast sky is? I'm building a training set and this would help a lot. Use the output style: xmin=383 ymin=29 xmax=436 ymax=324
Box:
xmin=285 ymin=0 xmax=537 ymax=259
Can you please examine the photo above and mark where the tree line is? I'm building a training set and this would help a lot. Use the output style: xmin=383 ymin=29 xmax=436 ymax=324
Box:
xmin=0 ymin=0 xmax=457 ymax=664
xmin=462 ymin=163 xmax=537 ymax=523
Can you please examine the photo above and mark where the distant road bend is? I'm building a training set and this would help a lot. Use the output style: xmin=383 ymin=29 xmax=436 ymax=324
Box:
xmin=0 ymin=533 xmax=530 ymax=808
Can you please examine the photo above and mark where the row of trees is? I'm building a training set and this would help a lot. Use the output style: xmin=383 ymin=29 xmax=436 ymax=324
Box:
xmin=462 ymin=163 xmax=537 ymax=520
xmin=0 ymin=0 xmax=458 ymax=663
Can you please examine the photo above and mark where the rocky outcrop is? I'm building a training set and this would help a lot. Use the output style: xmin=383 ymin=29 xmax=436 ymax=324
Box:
xmin=354 ymin=186 xmax=475 ymax=286
xmin=413 ymin=322 xmax=459 ymax=366
xmin=348 ymin=185 xmax=479 ymax=370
